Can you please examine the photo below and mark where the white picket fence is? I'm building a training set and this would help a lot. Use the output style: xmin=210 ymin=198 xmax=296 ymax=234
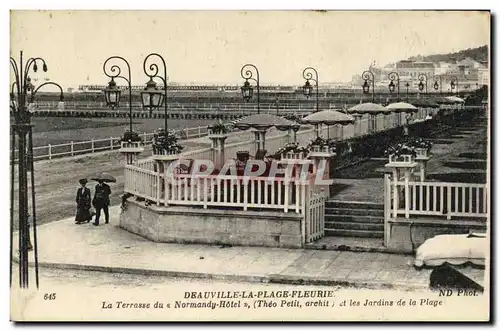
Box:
xmin=124 ymin=168 xmax=312 ymax=213
xmin=124 ymin=164 xmax=326 ymax=245
xmin=384 ymin=174 xmax=488 ymax=220
xmin=13 ymin=125 xmax=210 ymax=162
xmin=304 ymin=189 xmax=326 ymax=243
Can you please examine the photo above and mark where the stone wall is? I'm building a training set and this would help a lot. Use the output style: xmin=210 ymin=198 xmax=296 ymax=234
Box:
xmin=120 ymin=200 xmax=304 ymax=248
xmin=387 ymin=219 xmax=487 ymax=253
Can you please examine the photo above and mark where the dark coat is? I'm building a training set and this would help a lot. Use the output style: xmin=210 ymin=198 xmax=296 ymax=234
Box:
xmin=75 ymin=186 xmax=92 ymax=222
xmin=93 ymin=183 xmax=111 ymax=207
xmin=76 ymin=187 xmax=91 ymax=208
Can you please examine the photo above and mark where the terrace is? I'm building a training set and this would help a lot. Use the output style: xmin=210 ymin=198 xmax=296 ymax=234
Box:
xmin=119 ymin=100 xmax=488 ymax=251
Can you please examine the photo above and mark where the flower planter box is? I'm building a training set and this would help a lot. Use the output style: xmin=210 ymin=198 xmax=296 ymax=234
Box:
xmin=310 ymin=145 xmax=330 ymax=153
xmin=388 ymin=154 xmax=414 ymax=164
xmin=208 ymin=133 xmax=229 ymax=139
xmin=153 ymin=149 xmax=181 ymax=161
xmin=119 ymin=141 xmax=144 ymax=153
xmin=415 ymin=147 xmax=430 ymax=158
xmin=282 ymin=152 xmax=307 ymax=160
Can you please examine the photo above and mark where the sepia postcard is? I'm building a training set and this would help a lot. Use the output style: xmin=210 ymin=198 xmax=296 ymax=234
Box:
xmin=9 ymin=9 xmax=491 ymax=322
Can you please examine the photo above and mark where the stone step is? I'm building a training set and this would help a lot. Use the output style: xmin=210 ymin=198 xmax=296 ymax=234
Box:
xmin=325 ymin=208 xmax=384 ymax=217
xmin=325 ymin=214 xmax=384 ymax=223
xmin=326 ymin=200 xmax=384 ymax=211
xmin=325 ymin=229 xmax=384 ymax=238
xmin=325 ymin=221 xmax=384 ymax=231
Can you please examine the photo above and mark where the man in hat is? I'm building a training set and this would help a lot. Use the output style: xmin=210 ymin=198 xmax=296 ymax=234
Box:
xmin=92 ymin=179 xmax=111 ymax=226
xmin=75 ymin=178 xmax=92 ymax=224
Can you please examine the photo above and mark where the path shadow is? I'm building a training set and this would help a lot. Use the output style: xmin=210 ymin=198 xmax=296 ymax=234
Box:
xmin=333 ymin=160 xmax=386 ymax=179
xmin=443 ymin=161 xmax=487 ymax=170
xmin=330 ymin=183 xmax=352 ymax=197
xmin=429 ymin=139 xmax=455 ymax=145
xmin=427 ymin=172 xmax=486 ymax=184
xmin=458 ymin=152 xmax=488 ymax=160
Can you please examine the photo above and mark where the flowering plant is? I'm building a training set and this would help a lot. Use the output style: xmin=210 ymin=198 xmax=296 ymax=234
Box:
xmin=406 ymin=137 xmax=432 ymax=151
xmin=384 ymin=143 xmax=416 ymax=159
xmin=284 ymin=114 xmax=303 ymax=123
xmin=121 ymin=130 xmax=142 ymax=143
xmin=309 ymin=136 xmax=328 ymax=147
xmin=270 ymin=142 xmax=309 ymax=159
xmin=154 ymin=130 xmax=184 ymax=154
xmin=209 ymin=120 xmax=230 ymax=134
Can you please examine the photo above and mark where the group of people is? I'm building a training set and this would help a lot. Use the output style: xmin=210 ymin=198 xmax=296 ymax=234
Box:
xmin=75 ymin=178 xmax=111 ymax=226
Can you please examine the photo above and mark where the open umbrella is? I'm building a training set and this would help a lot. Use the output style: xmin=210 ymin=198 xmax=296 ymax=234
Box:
xmin=303 ymin=109 xmax=355 ymax=139
xmin=346 ymin=102 xmax=391 ymax=134
xmin=346 ymin=102 xmax=391 ymax=115
xmin=445 ymin=96 xmax=466 ymax=104
xmin=303 ymin=109 xmax=355 ymax=126
xmin=91 ymin=172 xmax=117 ymax=183
xmin=385 ymin=102 xmax=419 ymax=113
xmin=232 ymin=113 xmax=298 ymax=131
xmin=231 ymin=113 xmax=300 ymax=151
xmin=431 ymin=96 xmax=455 ymax=105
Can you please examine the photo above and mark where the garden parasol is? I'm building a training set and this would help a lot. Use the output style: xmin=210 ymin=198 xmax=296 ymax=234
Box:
xmin=346 ymin=102 xmax=391 ymax=134
xmin=91 ymin=172 xmax=117 ymax=183
xmin=385 ymin=102 xmax=419 ymax=113
xmin=302 ymin=109 xmax=355 ymax=139
xmin=445 ymin=96 xmax=466 ymax=104
xmin=231 ymin=113 xmax=300 ymax=151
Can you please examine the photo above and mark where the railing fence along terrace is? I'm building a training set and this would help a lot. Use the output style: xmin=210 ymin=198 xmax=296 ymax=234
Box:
xmin=124 ymin=167 xmax=313 ymax=213
xmin=384 ymin=174 xmax=488 ymax=220
xmin=12 ymin=125 xmax=210 ymax=162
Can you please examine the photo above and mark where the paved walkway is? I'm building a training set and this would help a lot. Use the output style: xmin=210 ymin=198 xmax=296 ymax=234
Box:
xmin=14 ymin=206 xmax=431 ymax=290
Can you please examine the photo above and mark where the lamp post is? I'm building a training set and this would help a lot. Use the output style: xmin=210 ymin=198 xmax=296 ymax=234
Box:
xmin=450 ymin=76 xmax=458 ymax=96
xmin=418 ymin=73 xmax=427 ymax=95
xmin=361 ymin=70 xmax=375 ymax=102
xmin=405 ymin=82 xmax=410 ymax=100
xmin=388 ymin=72 xmax=400 ymax=99
xmin=302 ymin=66 xmax=319 ymax=113
xmin=103 ymin=56 xmax=133 ymax=134
xmin=240 ymin=64 xmax=260 ymax=114
xmin=141 ymin=53 xmax=168 ymax=131
xmin=10 ymin=51 xmax=64 ymax=288
xmin=433 ymin=75 xmax=443 ymax=95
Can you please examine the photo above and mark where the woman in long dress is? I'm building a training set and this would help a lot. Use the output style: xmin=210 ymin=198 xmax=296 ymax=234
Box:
xmin=75 ymin=178 xmax=92 ymax=224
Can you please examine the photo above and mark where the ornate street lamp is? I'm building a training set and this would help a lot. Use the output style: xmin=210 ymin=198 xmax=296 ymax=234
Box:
xmin=433 ymin=75 xmax=443 ymax=95
xmin=450 ymin=76 xmax=458 ymax=95
xmin=240 ymin=64 xmax=260 ymax=114
xmin=302 ymin=66 xmax=319 ymax=113
xmin=361 ymin=70 xmax=375 ymax=102
xmin=103 ymin=78 xmax=120 ymax=108
xmin=388 ymin=72 xmax=400 ymax=98
xmin=141 ymin=53 xmax=169 ymax=130
xmin=418 ymin=73 xmax=427 ymax=95
xmin=103 ymin=56 xmax=133 ymax=133
xmin=10 ymin=51 xmax=64 ymax=289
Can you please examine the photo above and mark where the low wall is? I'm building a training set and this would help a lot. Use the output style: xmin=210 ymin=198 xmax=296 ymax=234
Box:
xmin=120 ymin=199 xmax=304 ymax=248
xmin=387 ymin=219 xmax=487 ymax=253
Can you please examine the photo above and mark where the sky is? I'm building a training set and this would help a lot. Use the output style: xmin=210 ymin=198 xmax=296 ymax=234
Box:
xmin=10 ymin=10 xmax=490 ymax=90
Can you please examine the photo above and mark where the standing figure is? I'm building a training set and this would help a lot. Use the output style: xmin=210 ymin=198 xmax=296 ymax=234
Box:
xmin=75 ymin=178 xmax=92 ymax=224
xmin=92 ymin=180 xmax=111 ymax=226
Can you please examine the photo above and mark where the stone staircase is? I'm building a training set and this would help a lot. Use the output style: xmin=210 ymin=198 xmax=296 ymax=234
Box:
xmin=325 ymin=200 xmax=385 ymax=238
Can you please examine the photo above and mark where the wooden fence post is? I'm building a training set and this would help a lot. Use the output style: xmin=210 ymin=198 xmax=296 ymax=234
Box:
xmin=91 ymin=139 xmax=95 ymax=153
xmin=384 ymin=174 xmax=391 ymax=247
xmin=70 ymin=141 xmax=74 ymax=156
xmin=48 ymin=144 xmax=52 ymax=159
